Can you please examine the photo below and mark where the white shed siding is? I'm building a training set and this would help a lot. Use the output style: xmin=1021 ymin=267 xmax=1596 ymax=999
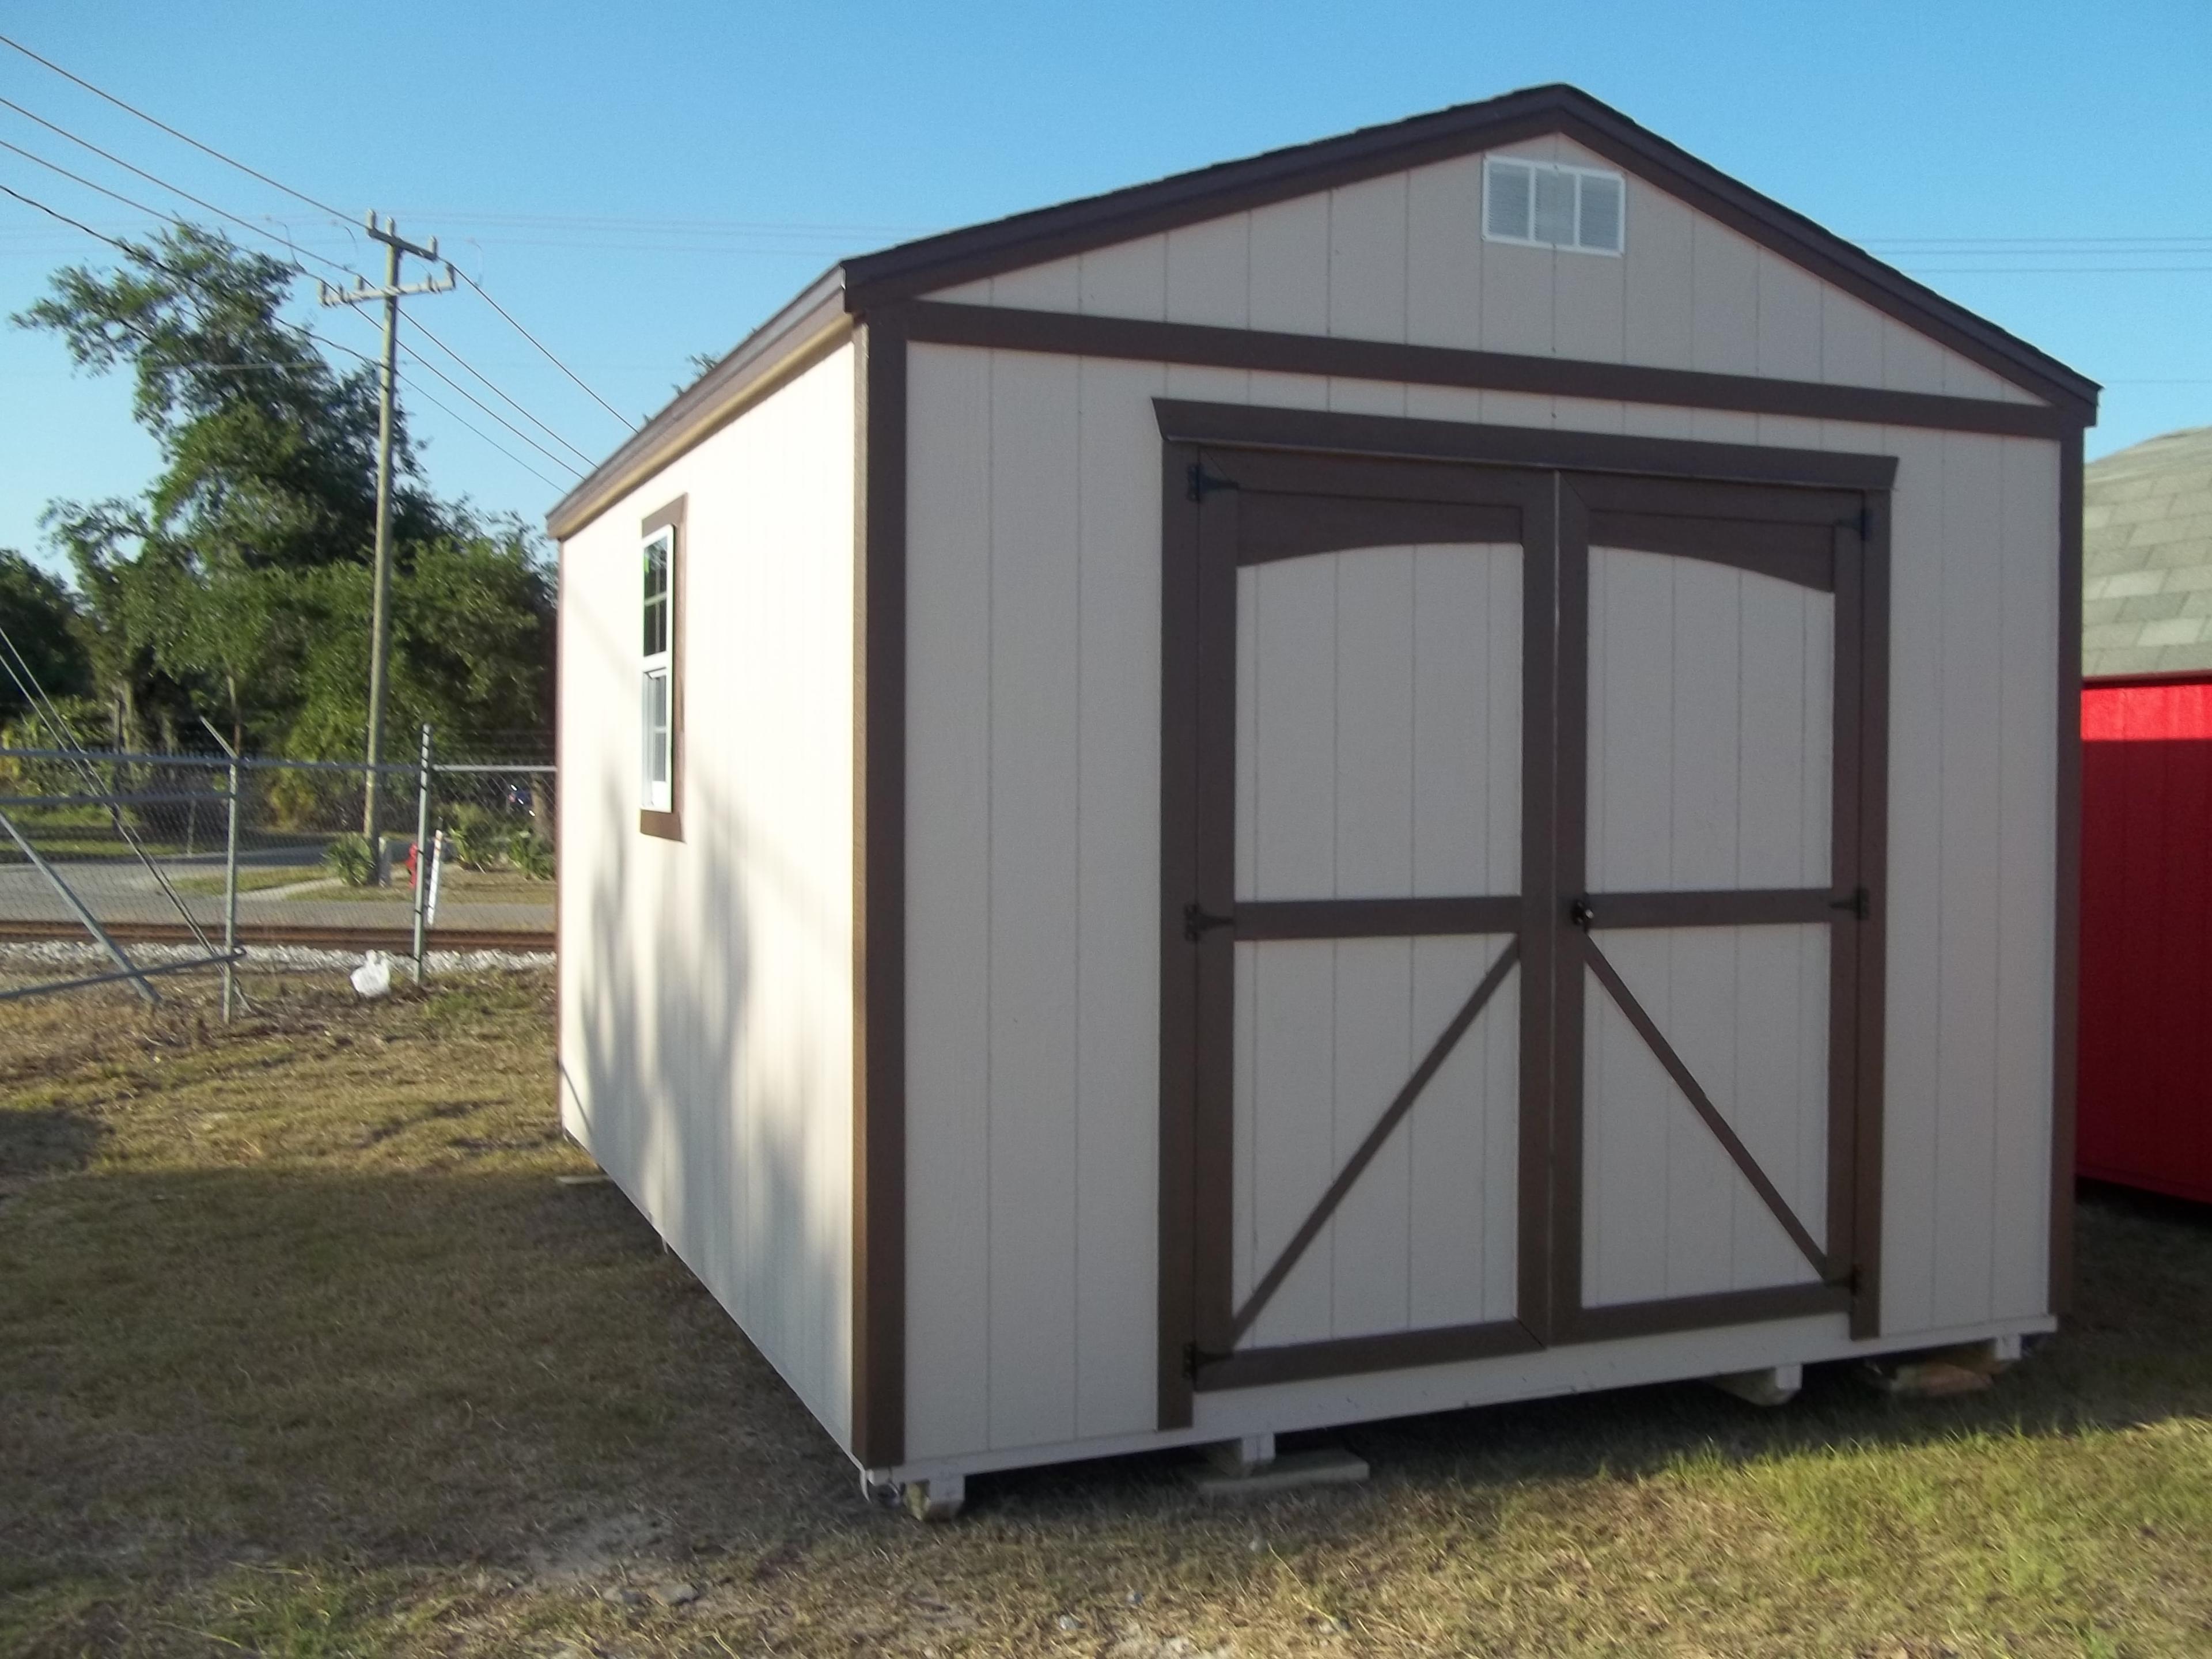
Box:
xmin=931 ymin=136 xmax=2046 ymax=407
xmin=558 ymin=342 xmax=857 ymax=1446
xmin=904 ymin=329 xmax=2061 ymax=1459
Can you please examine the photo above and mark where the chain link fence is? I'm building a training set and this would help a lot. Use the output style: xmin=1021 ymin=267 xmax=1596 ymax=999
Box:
xmin=0 ymin=733 xmax=553 ymax=1004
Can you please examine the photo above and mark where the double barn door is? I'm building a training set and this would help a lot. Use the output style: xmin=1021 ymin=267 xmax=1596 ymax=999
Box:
xmin=1159 ymin=438 xmax=1885 ymax=1418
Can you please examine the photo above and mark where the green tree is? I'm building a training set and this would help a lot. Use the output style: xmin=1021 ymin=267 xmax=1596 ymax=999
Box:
xmin=13 ymin=225 xmax=552 ymax=756
xmin=0 ymin=548 xmax=93 ymax=727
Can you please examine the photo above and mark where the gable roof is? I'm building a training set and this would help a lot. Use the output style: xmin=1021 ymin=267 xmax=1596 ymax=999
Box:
xmin=2083 ymin=426 xmax=2212 ymax=679
xmin=550 ymin=82 xmax=2097 ymax=539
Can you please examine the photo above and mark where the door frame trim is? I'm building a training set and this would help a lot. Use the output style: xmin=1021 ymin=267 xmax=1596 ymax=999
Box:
xmin=1154 ymin=402 xmax=1891 ymax=1422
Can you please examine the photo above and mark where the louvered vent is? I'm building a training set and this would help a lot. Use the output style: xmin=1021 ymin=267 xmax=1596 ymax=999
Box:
xmin=1484 ymin=156 xmax=1624 ymax=255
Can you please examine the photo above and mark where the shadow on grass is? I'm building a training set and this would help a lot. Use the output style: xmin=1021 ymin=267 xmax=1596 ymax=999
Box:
xmin=4 ymin=1140 xmax=2207 ymax=1582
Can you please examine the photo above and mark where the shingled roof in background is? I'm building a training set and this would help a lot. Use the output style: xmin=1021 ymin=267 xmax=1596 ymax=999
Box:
xmin=2084 ymin=425 xmax=2212 ymax=679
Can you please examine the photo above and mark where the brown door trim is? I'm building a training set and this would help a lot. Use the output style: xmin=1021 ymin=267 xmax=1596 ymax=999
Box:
xmin=1156 ymin=411 xmax=1889 ymax=1415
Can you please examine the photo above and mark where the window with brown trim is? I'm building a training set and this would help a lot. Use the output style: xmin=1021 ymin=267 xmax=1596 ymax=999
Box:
xmin=639 ymin=497 xmax=684 ymax=838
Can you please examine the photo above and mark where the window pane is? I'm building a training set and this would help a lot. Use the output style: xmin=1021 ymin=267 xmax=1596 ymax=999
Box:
xmin=644 ymin=592 xmax=667 ymax=657
xmin=1577 ymin=174 xmax=1623 ymax=252
xmin=1486 ymin=160 xmax=1532 ymax=240
xmin=644 ymin=535 xmax=668 ymax=601
xmin=1533 ymin=168 xmax=1576 ymax=245
xmin=643 ymin=668 xmax=671 ymax=803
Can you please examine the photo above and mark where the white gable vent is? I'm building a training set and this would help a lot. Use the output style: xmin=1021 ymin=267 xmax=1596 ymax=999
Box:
xmin=1484 ymin=155 xmax=1624 ymax=255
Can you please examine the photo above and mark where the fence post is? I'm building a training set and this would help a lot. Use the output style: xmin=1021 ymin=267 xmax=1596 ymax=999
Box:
xmin=197 ymin=718 xmax=244 ymax=1023
xmin=411 ymin=722 xmax=434 ymax=984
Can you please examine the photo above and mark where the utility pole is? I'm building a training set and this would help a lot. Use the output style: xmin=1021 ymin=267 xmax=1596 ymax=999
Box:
xmin=319 ymin=215 xmax=454 ymax=882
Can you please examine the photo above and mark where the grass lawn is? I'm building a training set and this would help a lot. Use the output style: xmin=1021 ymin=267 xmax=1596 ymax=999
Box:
xmin=168 ymin=866 xmax=328 ymax=897
xmin=2 ymin=974 xmax=2209 ymax=1657
xmin=302 ymin=868 xmax=554 ymax=904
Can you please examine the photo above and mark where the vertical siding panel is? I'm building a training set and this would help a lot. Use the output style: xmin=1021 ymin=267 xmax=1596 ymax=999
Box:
xmin=1479 ymin=239 xmax=1554 ymax=356
xmin=1247 ymin=558 xmax=1339 ymax=900
xmin=1078 ymin=235 xmax=1168 ymax=321
xmin=1165 ymin=215 xmax=1251 ymax=328
xmin=1690 ymin=219 xmax=1760 ymax=377
xmin=1248 ymin=196 xmax=1331 ymax=335
xmin=1755 ymin=251 xmax=1824 ymax=384
xmin=988 ymin=257 xmax=1082 ymax=310
xmin=1660 ymin=930 xmax=1741 ymax=1294
xmin=1330 ymin=938 xmax=1416 ymax=1335
xmin=1406 ymin=156 xmax=1483 ymax=352
xmin=1881 ymin=317 xmax=1950 ymax=396
xmin=1327 ymin=175 xmax=1410 ymax=343
xmin=1334 ymin=549 xmax=1417 ymax=895
xmin=1073 ymin=359 xmax=1168 ymax=1436
xmin=1881 ymin=427 xmax=1944 ymax=1332
xmin=902 ymin=351 xmax=997 ymax=1457
xmin=1623 ymin=180 xmax=1696 ymax=370
xmin=1553 ymin=245 xmax=1626 ymax=365
xmin=1991 ymin=438 xmax=2060 ymax=1317
xmin=1728 ymin=926 xmax=1830 ymax=1286
xmin=1584 ymin=937 xmax=1671 ymax=1305
xmin=1931 ymin=433 xmax=2006 ymax=1330
xmin=985 ymin=351 xmax=1082 ymax=1448
xmin=1668 ymin=562 xmax=1744 ymax=890
xmin=1412 ymin=546 xmax=1520 ymax=896
xmin=1821 ymin=290 xmax=1887 ymax=390
xmin=1247 ymin=942 xmax=1338 ymax=1348
xmin=1407 ymin=936 xmax=1513 ymax=1326
xmin=1588 ymin=550 xmax=1678 ymax=891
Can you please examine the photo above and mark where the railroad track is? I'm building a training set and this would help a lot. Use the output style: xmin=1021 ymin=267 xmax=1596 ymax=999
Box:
xmin=0 ymin=919 xmax=553 ymax=953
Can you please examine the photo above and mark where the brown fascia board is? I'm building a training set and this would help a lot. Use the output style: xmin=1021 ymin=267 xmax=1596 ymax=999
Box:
xmin=841 ymin=83 xmax=2098 ymax=418
xmin=546 ymin=267 xmax=851 ymax=541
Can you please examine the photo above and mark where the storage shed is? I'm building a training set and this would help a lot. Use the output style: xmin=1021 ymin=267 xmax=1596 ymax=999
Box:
xmin=548 ymin=84 xmax=2097 ymax=1509
xmin=2078 ymin=427 xmax=2212 ymax=1203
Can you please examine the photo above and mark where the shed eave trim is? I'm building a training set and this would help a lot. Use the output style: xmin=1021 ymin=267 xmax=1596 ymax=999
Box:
xmin=842 ymin=84 xmax=2096 ymax=416
xmin=547 ymin=265 xmax=851 ymax=541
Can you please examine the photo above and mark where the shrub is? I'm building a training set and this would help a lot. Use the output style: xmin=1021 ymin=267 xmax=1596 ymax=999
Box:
xmin=508 ymin=830 xmax=554 ymax=880
xmin=324 ymin=834 xmax=374 ymax=887
xmin=441 ymin=804 xmax=502 ymax=870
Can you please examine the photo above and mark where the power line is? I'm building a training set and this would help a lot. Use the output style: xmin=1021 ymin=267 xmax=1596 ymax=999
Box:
xmin=0 ymin=32 xmax=624 ymax=445
xmin=407 ymin=315 xmax=596 ymax=466
xmin=396 ymin=339 xmax=586 ymax=476
xmin=0 ymin=95 xmax=356 ymax=280
xmin=453 ymin=269 xmax=636 ymax=433
xmin=0 ymin=29 xmax=349 ymax=220
xmin=0 ymin=177 xmax=566 ymax=495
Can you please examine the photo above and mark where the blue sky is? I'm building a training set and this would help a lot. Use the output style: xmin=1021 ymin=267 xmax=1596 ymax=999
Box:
xmin=3 ymin=1 xmax=2207 ymax=575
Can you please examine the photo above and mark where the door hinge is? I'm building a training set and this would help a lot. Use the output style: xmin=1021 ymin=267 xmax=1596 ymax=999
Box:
xmin=1187 ymin=462 xmax=1238 ymax=503
xmin=1831 ymin=885 xmax=1871 ymax=921
xmin=1184 ymin=902 xmax=1236 ymax=942
xmin=1182 ymin=1341 xmax=1203 ymax=1381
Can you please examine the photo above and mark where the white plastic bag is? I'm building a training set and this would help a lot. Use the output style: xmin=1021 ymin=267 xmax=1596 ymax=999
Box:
xmin=350 ymin=949 xmax=392 ymax=998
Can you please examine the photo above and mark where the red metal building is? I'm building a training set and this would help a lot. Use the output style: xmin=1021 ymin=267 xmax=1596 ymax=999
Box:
xmin=2077 ymin=426 xmax=2212 ymax=1203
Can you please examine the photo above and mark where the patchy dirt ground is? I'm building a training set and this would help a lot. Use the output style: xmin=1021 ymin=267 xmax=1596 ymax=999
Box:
xmin=3 ymin=969 xmax=2210 ymax=1657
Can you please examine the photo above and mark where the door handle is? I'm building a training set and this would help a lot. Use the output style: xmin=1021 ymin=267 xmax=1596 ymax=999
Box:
xmin=1569 ymin=896 xmax=1596 ymax=931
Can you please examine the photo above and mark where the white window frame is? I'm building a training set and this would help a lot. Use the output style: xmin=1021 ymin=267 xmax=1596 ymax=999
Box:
xmin=641 ymin=525 xmax=675 ymax=815
xmin=1482 ymin=154 xmax=1626 ymax=256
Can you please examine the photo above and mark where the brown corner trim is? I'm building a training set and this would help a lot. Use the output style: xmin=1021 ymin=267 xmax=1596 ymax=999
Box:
xmin=2050 ymin=431 xmax=2084 ymax=1318
xmin=639 ymin=495 xmax=687 ymax=843
xmin=1195 ymin=1317 xmax=1539 ymax=1393
xmin=905 ymin=300 xmax=2077 ymax=441
xmin=851 ymin=312 xmax=910 ymax=1467
xmin=1152 ymin=397 xmax=1902 ymax=491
